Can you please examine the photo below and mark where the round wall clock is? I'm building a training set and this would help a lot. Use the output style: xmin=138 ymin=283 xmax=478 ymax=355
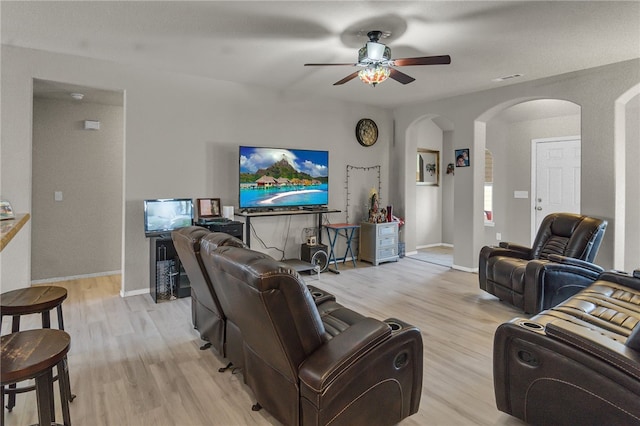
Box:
xmin=355 ymin=118 xmax=378 ymax=147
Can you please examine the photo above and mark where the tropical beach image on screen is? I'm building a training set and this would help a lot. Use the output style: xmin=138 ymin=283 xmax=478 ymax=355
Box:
xmin=239 ymin=146 xmax=329 ymax=209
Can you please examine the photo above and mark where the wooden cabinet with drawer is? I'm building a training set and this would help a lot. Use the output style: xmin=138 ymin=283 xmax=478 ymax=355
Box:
xmin=359 ymin=222 xmax=399 ymax=266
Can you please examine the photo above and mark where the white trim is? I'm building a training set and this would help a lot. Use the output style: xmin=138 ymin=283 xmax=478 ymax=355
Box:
xmin=416 ymin=243 xmax=452 ymax=249
xmin=405 ymin=250 xmax=419 ymax=256
xmin=452 ymin=264 xmax=478 ymax=273
xmin=31 ymin=270 xmax=121 ymax=285
xmin=530 ymin=135 xmax=581 ymax=244
xmin=120 ymin=288 xmax=150 ymax=298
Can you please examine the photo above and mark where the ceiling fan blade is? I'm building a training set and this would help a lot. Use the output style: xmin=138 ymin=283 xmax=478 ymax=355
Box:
xmin=389 ymin=68 xmax=415 ymax=85
xmin=392 ymin=55 xmax=452 ymax=66
xmin=304 ymin=63 xmax=357 ymax=67
xmin=333 ymin=71 xmax=360 ymax=86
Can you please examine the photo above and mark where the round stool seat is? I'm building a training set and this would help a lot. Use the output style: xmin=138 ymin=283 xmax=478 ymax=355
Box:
xmin=1 ymin=329 xmax=72 ymax=425
xmin=1 ymin=286 xmax=74 ymax=415
xmin=1 ymin=329 xmax=70 ymax=385
xmin=1 ymin=286 xmax=67 ymax=317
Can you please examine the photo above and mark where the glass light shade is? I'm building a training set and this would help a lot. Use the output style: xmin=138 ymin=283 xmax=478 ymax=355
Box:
xmin=358 ymin=65 xmax=391 ymax=86
xmin=366 ymin=42 xmax=386 ymax=61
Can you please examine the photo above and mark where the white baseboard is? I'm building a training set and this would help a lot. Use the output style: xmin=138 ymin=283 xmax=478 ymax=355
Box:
xmin=405 ymin=250 xmax=418 ymax=256
xmin=452 ymin=264 xmax=478 ymax=273
xmin=120 ymin=288 xmax=150 ymax=298
xmin=31 ymin=270 xmax=121 ymax=285
xmin=416 ymin=243 xmax=453 ymax=249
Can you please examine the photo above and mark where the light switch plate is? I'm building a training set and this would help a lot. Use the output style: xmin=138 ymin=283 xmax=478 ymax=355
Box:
xmin=54 ymin=191 xmax=63 ymax=201
xmin=514 ymin=190 xmax=528 ymax=199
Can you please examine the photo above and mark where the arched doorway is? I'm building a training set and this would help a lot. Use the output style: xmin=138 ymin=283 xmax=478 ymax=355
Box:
xmin=614 ymin=84 xmax=640 ymax=271
xmin=404 ymin=115 xmax=455 ymax=267
xmin=478 ymin=98 xmax=581 ymax=248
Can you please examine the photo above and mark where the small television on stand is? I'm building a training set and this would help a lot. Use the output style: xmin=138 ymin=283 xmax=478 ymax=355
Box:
xmin=239 ymin=146 xmax=329 ymax=212
xmin=143 ymin=198 xmax=194 ymax=238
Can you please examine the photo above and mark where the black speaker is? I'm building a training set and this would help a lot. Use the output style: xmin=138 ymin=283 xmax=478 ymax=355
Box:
xmin=300 ymin=243 xmax=329 ymax=272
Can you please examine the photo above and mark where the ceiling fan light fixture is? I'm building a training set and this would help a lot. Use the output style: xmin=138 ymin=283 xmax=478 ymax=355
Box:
xmin=358 ymin=65 xmax=390 ymax=86
xmin=358 ymin=42 xmax=391 ymax=64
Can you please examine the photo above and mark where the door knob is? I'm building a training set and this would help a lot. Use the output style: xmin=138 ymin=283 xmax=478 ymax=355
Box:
xmin=535 ymin=206 xmax=542 ymax=211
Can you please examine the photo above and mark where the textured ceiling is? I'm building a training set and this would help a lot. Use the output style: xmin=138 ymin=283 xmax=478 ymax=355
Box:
xmin=4 ymin=1 xmax=640 ymax=108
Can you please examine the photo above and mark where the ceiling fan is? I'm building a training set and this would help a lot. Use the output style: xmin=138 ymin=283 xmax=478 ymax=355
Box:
xmin=304 ymin=30 xmax=451 ymax=87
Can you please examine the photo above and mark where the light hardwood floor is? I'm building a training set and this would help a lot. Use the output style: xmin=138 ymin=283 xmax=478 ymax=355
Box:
xmin=2 ymin=259 xmax=527 ymax=425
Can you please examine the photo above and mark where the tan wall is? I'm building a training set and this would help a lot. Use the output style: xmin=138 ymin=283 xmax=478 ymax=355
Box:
xmin=32 ymin=97 xmax=123 ymax=280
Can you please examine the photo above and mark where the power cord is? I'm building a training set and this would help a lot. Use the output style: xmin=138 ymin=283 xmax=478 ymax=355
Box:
xmin=249 ymin=221 xmax=285 ymax=258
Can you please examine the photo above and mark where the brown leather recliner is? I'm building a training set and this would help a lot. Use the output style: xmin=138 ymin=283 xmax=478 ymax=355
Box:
xmin=493 ymin=269 xmax=640 ymax=425
xmin=172 ymin=226 xmax=246 ymax=358
xmin=199 ymin=232 xmax=423 ymax=426
xmin=172 ymin=227 xmax=338 ymax=370
xmin=479 ymin=212 xmax=607 ymax=314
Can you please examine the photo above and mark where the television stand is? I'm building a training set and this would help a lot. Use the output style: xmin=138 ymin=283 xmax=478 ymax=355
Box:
xmin=235 ymin=208 xmax=339 ymax=248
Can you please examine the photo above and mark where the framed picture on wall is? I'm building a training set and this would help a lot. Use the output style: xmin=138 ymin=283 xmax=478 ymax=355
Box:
xmin=197 ymin=198 xmax=221 ymax=220
xmin=455 ymin=148 xmax=470 ymax=167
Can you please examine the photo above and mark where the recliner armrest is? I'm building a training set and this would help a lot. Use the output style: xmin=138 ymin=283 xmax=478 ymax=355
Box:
xmin=299 ymin=318 xmax=391 ymax=391
xmin=546 ymin=254 xmax=605 ymax=273
xmin=498 ymin=241 xmax=532 ymax=255
xmin=523 ymin=258 xmax=603 ymax=314
xmin=545 ymin=319 xmax=640 ymax=380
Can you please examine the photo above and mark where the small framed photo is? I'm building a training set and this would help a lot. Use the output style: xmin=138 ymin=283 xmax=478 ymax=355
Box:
xmin=455 ymin=148 xmax=470 ymax=167
xmin=197 ymin=198 xmax=221 ymax=219
xmin=0 ymin=200 xmax=15 ymax=220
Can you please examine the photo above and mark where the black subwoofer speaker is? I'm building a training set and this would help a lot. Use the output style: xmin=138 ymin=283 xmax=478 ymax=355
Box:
xmin=300 ymin=243 xmax=329 ymax=272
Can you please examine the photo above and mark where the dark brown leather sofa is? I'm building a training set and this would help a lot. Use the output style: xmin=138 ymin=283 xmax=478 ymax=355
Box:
xmin=172 ymin=226 xmax=237 ymax=356
xmin=172 ymin=226 xmax=336 ymax=370
xmin=198 ymin=232 xmax=423 ymax=426
xmin=479 ymin=212 xmax=607 ymax=314
xmin=493 ymin=269 xmax=640 ymax=425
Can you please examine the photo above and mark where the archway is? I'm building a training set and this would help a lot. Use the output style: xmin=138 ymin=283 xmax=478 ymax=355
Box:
xmin=403 ymin=114 xmax=454 ymax=265
xmin=614 ymin=83 xmax=640 ymax=271
xmin=476 ymin=98 xmax=581 ymax=248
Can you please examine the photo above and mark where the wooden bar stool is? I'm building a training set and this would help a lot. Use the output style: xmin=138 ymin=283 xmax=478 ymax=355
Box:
xmin=0 ymin=286 xmax=74 ymax=412
xmin=0 ymin=286 xmax=67 ymax=332
xmin=1 ymin=329 xmax=72 ymax=426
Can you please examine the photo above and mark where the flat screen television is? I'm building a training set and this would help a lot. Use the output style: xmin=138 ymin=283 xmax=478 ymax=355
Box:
xmin=143 ymin=198 xmax=193 ymax=237
xmin=239 ymin=146 xmax=329 ymax=210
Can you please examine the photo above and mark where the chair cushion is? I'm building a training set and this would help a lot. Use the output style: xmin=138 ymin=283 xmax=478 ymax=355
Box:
xmin=539 ymin=235 xmax=570 ymax=259
xmin=488 ymin=256 xmax=528 ymax=294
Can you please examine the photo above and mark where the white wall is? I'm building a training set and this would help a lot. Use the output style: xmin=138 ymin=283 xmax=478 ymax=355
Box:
xmin=394 ymin=59 xmax=640 ymax=271
xmin=1 ymin=45 xmax=392 ymax=295
xmin=487 ymin=112 xmax=581 ymax=247
xmin=625 ymin=95 xmax=640 ymax=271
xmin=441 ymin=130 xmax=455 ymax=244
xmin=32 ymin=97 xmax=124 ymax=280
xmin=413 ymin=118 xmax=443 ymax=247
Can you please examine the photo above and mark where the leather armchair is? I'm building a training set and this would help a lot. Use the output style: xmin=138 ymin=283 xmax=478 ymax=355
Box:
xmin=493 ymin=269 xmax=640 ymax=425
xmin=479 ymin=213 xmax=607 ymax=314
xmin=199 ymin=233 xmax=423 ymax=426
xmin=172 ymin=227 xmax=338 ymax=371
xmin=172 ymin=226 xmax=246 ymax=357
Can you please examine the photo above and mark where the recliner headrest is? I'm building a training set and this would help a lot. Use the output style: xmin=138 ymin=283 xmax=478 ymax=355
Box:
xmin=549 ymin=213 xmax=583 ymax=237
xmin=201 ymin=232 xmax=248 ymax=250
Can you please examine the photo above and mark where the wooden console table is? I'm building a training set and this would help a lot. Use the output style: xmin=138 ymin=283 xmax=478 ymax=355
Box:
xmin=235 ymin=209 xmax=340 ymax=247
xmin=0 ymin=213 xmax=30 ymax=252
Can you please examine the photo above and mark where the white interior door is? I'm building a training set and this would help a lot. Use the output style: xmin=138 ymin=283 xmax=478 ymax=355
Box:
xmin=531 ymin=137 xmax=581 ymax=242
